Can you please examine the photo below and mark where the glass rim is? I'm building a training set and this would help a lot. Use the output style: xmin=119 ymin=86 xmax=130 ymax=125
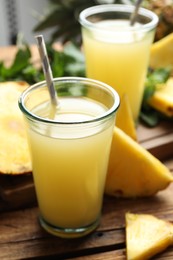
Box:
xmin=79 ymin=4 xmax=159 ymax=33
xmin=18 ymin=77 xmax=120 ymax=125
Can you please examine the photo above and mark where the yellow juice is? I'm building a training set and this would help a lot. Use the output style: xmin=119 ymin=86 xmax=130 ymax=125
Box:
xmin=29 ymin=97 xmax=114 ymax=229
xmin=82 ymin=20 xmax=155 ymax=120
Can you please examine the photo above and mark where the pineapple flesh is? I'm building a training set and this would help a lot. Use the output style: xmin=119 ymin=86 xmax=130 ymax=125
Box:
xmin=149 ymin=32 xmax=173 ymax=69
xmin=0 ymin=81 xmax=32 ymax=174
xmin=116 ymin=94 xmax=137 ymax=141
xmin=105 ymin=127 xmax=173 ymax=197
xmin=126 ymin=212 xmax=173 ymax=260
xmin=148 ymin=77 xmax=173 ymax=117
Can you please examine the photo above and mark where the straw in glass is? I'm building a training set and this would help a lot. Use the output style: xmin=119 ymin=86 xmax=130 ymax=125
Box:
xmin=35 ymin=35 xmax=59 ymax=119
xmin=130 ymin=0 xmax=143 ymax=26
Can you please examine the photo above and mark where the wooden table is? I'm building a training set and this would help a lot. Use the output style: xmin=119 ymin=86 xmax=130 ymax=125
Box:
xmin=0 ymin=46 xmax=173 ymax=260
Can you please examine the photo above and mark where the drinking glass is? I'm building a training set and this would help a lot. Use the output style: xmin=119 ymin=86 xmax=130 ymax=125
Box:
xmin=79 ymin=4 xmax=158 ymax=121
xmin=18 ymin=77 xmax=120 ymax=238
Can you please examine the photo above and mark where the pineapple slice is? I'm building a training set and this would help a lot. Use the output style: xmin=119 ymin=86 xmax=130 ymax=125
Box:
xmin=126 ymin=212 xmax=173 ymax=260
xmin=148 ymin=77 xmax=173 ymax=117
xmin=116 ymin=94 xmax=137 ymax=141
xmin=0 ymin=81 xmax=32 ymax=174
xmin=150 ymin=32 xmax=173 ymax=69
xmin=105 ymin=127 xmax=173 ymax=197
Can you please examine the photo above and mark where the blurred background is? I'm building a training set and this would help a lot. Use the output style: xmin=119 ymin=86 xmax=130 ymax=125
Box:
xmin=0 ymin=0 xmax=50 ymax=45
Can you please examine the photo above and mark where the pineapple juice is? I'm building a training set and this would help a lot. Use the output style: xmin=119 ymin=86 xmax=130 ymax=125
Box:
xmin=29 ymin=97 xmax=114 ymax=229
xmin=79 ymin=5 xmax=158 ymax=121
xmin=82 ymin=20 xmax=154 ymax=121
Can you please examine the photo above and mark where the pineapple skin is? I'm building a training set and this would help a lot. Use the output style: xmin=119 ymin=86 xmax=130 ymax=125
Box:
xmin=105 ymin=127 xmax=173 ymax=198
xmin=143 ymin=0 xmax=173 ymax=41
xmin=126 ymin=213 xmax=173 ymax=260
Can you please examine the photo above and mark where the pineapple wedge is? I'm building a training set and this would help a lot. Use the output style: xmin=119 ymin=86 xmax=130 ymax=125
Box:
xmin=148 ymin=77 xmax=173 ymax=117
xmin=116 ymin=94 xmax=137 ymax=141
xmin=0 ymin=81 xmax=32 ymax=174
xmin=126 ymin=212 xmax=173 ymax=260
xmin=105 ymin=127 xmax=173 ymax=197
xmin=150 ymin=32 xmax=173 ymax=69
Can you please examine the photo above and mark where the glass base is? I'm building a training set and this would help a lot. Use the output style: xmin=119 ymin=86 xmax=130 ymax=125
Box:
xmin=39 ymin=216 xmax=100 ymax=238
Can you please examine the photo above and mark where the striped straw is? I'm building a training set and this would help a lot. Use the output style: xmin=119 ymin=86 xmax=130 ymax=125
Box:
xmin=130 ymin=0 xmax=143 ymax=26
xmin=35 ymin=35 xmax=59 ymax=107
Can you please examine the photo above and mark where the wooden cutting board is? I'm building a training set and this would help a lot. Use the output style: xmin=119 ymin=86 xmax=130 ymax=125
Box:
xmin=0 ymin=120 xmax=172 ymax=212
xmin=0 ymin=173 xmax=37 ymax=212
xmin=137 ymin=120 xmax=173 ymax=160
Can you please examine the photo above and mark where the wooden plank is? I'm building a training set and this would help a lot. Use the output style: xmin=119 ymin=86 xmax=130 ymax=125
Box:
xmin=0 ymin=174 xmax=36 ymax=212
xmin=66 ymin=247 xmax=173 ymax=260
xmin=140 ymin=132 xmax=173 ymax=160
xmin=0 ymin=183 xmax=172 ymax=259
xmin=1 ymin=178 xmax=173 ymax=259
xmin=66 ymin=249 xmax=126 ymax=260
xmin=0 ymin=205 xmax=124 ymax=259
xmin=137 ymin=120 xmax=173 ymax=160
xmin=137 ymin=120 xmax=173 ymax=143
xmin=164 ymin=158 xmax=173 ymax=171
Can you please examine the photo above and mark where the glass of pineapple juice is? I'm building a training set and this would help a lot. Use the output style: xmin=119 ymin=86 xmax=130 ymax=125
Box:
xmin=18 ymin=77 xmax=120 ymax=238
xmin=79 ymin=4 xmax=158 ymax=122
